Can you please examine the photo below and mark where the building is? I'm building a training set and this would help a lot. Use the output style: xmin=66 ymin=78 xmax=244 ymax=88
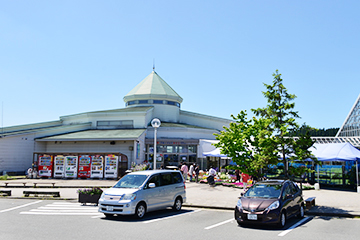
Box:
xmin=312 ymin=94 xmax=360 ymax=148
xmin=0 ymin=71 xmax=232 ymax=177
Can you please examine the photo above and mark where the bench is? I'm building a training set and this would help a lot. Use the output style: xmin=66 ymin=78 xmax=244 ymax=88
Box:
xmin=23 ymin=191 xmax=60 ymax=198
xmin=33 ymin=182 xmax=56 ymax=188
xmin=305 ymin=197 xmax=316 ymax=209
xmin=4 ymin=182 xmax=27 ymax=187
xmin=0 ymin=190 xmax=11 ymax=196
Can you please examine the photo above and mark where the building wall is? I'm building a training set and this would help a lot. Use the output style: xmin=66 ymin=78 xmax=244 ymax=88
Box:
xmin=0 ymin=133 xmax=35 ymax=173
xmin=0 ymin=123 xmax=92 ymax=173
xmin=179 ymin=110 xmax=231 ymax=131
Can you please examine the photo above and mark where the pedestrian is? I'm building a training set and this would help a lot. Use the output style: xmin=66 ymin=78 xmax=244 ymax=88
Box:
xmin=241 ymin=172 xmax=250 ymax=189
xmin=181 ymin=162 xmax=188 ymax=181
xmin=207 ymin=166 xmax=216 ymax=187
xmin=27 ymin=167 xmax=33 ymax=179
xmin=235 ymin=168 xmax=240 ymax=182
xmin=209 ymin=166 xmax=216 ymax=177
xmin=194 ymin=164 xmax=200 ymax=183
xmin=189 ymin=163 xmax=194 ymax=182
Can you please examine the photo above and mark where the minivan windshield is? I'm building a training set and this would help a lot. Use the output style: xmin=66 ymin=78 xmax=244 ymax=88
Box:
xmin=244 ymin=183 xmax=282 ymax=198
xmin=113 ymin=174 xmax=148 ymax=189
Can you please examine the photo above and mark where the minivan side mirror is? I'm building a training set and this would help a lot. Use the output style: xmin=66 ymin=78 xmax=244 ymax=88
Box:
xmin=149 ymin=183 xmax=156 ymax=188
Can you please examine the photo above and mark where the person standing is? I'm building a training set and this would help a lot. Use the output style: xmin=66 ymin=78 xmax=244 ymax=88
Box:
xmin=194 ymin=164 xmax=200 ymax=183
xmin=241 ymin=172 xmax=250 ymax=189
xmin=235 ymin=168 xmax=240 ymax=182
xmin=189 ymin=163 xmax=194 ymax=182
xmin=181 ymin=163 xmax=188 ymax=181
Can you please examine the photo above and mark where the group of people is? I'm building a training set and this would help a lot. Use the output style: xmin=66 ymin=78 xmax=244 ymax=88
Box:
xmin=180 ymin=162 xmax=200 ymax=182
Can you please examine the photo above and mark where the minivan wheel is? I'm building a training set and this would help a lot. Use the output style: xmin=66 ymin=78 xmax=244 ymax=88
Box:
xmin=297 ymin=205 xmax=304 ymax=218
xmin=278 ymin=211 xmax=286 ymax=228
xmin=135 ymin=203 xmax=146 ymax=219
xmin=173 ymin=197 xmax=182 ymax=211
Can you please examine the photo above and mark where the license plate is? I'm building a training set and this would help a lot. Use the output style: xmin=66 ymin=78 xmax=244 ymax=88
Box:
xmin=247 ymin=214 xmax=257 ymax=220
xmin=106 ymin=206 xmax=114 ymax=211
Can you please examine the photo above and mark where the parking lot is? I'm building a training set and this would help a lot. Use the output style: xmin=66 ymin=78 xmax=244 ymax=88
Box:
xmin=1 ymin=199 xmax=360 ymax=240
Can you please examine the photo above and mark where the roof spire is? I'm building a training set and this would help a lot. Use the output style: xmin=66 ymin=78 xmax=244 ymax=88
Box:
xmin=153 ymin=59 xmax=155 ymax=72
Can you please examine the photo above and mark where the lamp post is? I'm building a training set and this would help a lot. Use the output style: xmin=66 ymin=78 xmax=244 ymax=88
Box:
xmin=151 ymin=118 xmax=161 ymax=170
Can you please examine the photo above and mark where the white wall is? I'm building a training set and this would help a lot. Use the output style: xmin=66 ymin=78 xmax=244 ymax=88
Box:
xmin=0 ymin=133 xmax=35 ymax=173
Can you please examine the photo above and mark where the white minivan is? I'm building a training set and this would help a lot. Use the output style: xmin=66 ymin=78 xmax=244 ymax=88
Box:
xmin=98 ymin=170 xmax=186 ymax=218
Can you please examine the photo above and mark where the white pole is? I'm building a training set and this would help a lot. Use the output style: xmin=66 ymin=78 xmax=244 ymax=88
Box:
xmin=356 ymin=160 xmax=359 ymax=186
xmin=151 ymin=118 xmax=161 ymax=170
xmin=153 ymin=127 xmax=157 ymax=170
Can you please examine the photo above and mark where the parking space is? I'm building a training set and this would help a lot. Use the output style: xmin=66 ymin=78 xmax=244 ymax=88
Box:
xmin=1 ymin=199 xmax=359 ymax=240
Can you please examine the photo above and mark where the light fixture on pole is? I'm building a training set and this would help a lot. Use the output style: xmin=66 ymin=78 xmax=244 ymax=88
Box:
xmin=151 ymin=118 xmax=161 ymax=170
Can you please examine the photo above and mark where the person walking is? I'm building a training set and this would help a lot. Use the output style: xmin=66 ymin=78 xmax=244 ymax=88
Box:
xmin=189 ymin=163 xmax=195 ymax=182
xmin=181 ymin=162 xmax=188 ymax=181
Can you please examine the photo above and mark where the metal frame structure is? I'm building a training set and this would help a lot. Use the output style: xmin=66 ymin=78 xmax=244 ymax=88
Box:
xmin=336 ymin=94 xmax=360 ymax=138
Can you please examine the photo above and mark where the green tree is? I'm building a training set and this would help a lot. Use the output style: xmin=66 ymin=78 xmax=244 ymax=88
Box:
xmin=215 ymin=70 xmax=318 ymax=179
xmin=214 ymin=111 xmax=276 ymax=177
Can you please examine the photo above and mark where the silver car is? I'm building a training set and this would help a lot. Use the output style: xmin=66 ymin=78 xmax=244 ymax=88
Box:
xmin=98 ymin=170 xmax=186 ymax=218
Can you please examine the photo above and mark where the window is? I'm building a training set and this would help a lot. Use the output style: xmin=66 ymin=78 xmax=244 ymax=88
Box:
xmin=172 ymin=172 xmax=183 ymax=183
xmin=167 ymin=101 xmax=180 ymax=107
xmin=97 ymin=120 xmax=133 ymax=128
xmin=139 ymin=100 xmax=148 ymax=104
xmin=153 ymin=100 xmax=163 ymax=104
xmin=127 ymin=101 xmax=136 ymax=106
xmin=146 ymin=174 xmax=160 ymax=188
xmin=160 ymin=173 xmax=173 ymax=186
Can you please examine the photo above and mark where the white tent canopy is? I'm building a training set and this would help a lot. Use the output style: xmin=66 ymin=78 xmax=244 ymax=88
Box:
xmin=309 ymin=143 xmax=360 ymax=187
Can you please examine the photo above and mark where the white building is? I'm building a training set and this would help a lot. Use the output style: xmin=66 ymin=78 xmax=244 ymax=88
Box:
xmin=0 ymin=71 xmax=232 ymax=176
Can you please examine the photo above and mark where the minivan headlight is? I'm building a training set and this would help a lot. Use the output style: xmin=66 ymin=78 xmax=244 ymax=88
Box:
xmin=121 ymin=193 xmax=136 ymax=201
xmin=266 ymin=200 xmax=280 ymax=211
xmin=236 ymin=199 xmax=242 ymax=210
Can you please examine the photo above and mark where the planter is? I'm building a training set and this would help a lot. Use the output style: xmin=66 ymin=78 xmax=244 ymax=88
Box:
xmin=78 ymin=193 xmax=101 ymax=205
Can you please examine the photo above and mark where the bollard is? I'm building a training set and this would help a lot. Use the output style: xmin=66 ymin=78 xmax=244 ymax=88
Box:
xmin=357 ymin=186 xmax=360 ymax=193
xmin=314 ymin=183 xmax=320 ymax=190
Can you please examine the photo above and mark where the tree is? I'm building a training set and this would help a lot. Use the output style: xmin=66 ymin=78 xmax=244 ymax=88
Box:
xmin=215 ymin=70 xmax=318 ymax=179
xmin=214 ymin=111 xmax=276 ymax=177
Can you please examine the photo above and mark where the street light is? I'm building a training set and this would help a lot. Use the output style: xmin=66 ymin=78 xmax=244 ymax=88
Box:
xmin=151 ymin=118 xmax=161 ymax=170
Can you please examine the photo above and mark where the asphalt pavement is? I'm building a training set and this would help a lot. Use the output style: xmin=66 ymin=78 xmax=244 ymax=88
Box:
xmin=1 ymin=178 xmax=360 ymax=218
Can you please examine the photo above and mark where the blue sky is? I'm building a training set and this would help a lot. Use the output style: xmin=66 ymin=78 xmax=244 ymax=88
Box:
xmin=1 ymin=0 xmax=359 ymax=129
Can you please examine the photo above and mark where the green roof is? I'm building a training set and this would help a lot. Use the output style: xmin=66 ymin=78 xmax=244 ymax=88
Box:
xmin=37 ymin=129 xmax=146 ymax=141
xmin=123 ymin=71 xmax=183 ymax=103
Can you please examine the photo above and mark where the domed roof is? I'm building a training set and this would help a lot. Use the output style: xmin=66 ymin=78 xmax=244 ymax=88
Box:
xmin=123 ymin=71 xmax=183 ymax=103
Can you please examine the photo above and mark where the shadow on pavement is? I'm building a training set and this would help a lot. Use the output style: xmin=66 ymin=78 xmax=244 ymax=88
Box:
xmin=307 ymin=206 xmax=355 ymax=217
xmin=99 ymin=208 xmax=194 ymax=222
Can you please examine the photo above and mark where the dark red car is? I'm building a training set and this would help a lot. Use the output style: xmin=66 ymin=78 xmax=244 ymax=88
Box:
xmin=234 ymin=180 xmax=304 ymax=228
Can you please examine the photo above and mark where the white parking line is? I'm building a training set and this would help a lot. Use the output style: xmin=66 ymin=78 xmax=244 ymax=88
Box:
xmin=0 ymin=200 xmax=43 ymax=213
xmin=143 ymin=209 xmax=202 ymax=223
xmin=204 ymin=218 xmax=234 ymax=230
xmin=278 ymin=217 xmax=310 ymax=237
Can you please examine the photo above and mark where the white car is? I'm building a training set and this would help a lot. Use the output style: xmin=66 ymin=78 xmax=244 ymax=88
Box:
xmin=98 ymin=170 xmax=186 ymax=218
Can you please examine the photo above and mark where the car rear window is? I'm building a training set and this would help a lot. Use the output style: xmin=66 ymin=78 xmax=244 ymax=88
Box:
xmin=172 ymin=172 xmax=183 ymax=183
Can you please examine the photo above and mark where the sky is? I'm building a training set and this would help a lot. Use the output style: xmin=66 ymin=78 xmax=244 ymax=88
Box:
xmin=1 ymin=0 xmax=359 ymax=130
